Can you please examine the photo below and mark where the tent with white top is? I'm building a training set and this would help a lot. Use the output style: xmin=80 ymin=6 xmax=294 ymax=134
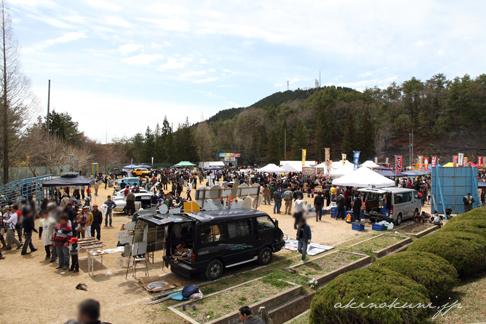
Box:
xmin=330 ymin=163 xmax=355 ymax=177
xmin=331 ymin=160 xmax=353 ymax=169
xmin=315 ymin=162 xmax=330 ymax=174
xmin=257 ymin=164 xmax=286 ymax=173
xmin=279 ymin=160 xmax=316 ymax=172
xmin=360 ymin=160 xmax=380 ymax=169
xmin=281 ymin=163 xmax=300 ymax=173
xmin=333 ymin=167 xmax=395 ymax=188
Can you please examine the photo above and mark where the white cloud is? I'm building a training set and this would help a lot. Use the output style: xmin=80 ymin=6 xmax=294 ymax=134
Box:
xmin=104 ymin=16 xmax=131 ymax=27
xmin=180 ymin=70 xmax=207 ymax=78
xmin=119 ymin=44 xmax=139 ymax=55
xmin=122 ymin=53 xmax=164 ymax=65
xmin=195 ymin=77 xmax=218 ymax=83
xmin=208 ymin=68 xmax=216 ymax=72
xmin=200 ymin=58 xmax=208 ymax=64
xmin=158 ymin=57 xmax=192 ymax=71
xmin=415 ymin=40 xmax=431 ymax=47
xmin=151 ymin=42 xmax=172 ymax=49
xmin=24 ymin=31 xmax=87 ymax=53
xmin=358 ymin=72 xmax=373 ymax=78
xmin=137 ymin=18 xmax=190 ymax=32
xmin=86 ymin=0 xmax=120 ymax=11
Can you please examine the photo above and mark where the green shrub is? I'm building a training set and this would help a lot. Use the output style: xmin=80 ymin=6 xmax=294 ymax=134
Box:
xmin=309 ymin=267 xmax=430 ymax=324
xmin=408 ymin=231 xmax=486 ymax=277
xmin=371 ymin=251 xmax=458 ymax=300
xmin=441 ymin=219 xmax=486 ymax=238
xmin=451 ymin=207 xmax=486 ymax=222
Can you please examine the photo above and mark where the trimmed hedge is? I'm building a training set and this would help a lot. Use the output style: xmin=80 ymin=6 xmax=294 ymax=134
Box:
xmin=441 ymin=219 xmax=486 ymax=238
xmin=371 ymin=251 xmax=458 ymax=300
xmin=309 ymin=267 xmax=430 ymax=324
xmin=408 ymin=231 xmax=486 ymax=277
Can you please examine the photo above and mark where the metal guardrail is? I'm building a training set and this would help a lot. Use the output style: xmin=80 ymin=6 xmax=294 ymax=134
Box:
xmin=0 ymin=175 xmax=53 ymax=210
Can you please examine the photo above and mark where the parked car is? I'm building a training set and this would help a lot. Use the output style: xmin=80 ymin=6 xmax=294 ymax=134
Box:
xmin=113 ymin=188 xmax=148 ymax=199
xmin=113 ymin=192 xmax=152 ymax=212
xmin=133 ymin=168 xmax=151 ymax=177
xmin=359 ymin=187 xmax=422 ymax=225
xmin=113 ymin=177 xmax=141 ymax=191
xmin=135 ymin=209 xmax=285 ymax=280
xmin=113 ymin=168 xmax=128 ymax=178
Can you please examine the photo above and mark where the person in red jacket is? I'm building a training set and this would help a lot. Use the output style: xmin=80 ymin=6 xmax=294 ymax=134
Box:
xmin=53 ymin=214 xmax=73 ymax=270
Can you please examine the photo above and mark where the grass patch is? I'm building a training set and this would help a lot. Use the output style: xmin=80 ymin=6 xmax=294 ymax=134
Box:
xmin=185 ymin=279 xmax=289 ymax=323
xmin=397 ymin=222 xmax=436 ymax=234
xmin=287 ymin=311 xmax=310 ymax=324
xmin=342 ymin=234 xmax=406 ymax=257
xmin=295 ymin=252 xmax=362 ymax=277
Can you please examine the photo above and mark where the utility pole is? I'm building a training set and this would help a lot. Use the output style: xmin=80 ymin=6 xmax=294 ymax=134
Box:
xmin=319 ymin=71 xmax=321 ymax=87
xmin=287 ymin=81 xmax=289 ymax=91
xmin=47 ymin=79 xmax=50 ymax=140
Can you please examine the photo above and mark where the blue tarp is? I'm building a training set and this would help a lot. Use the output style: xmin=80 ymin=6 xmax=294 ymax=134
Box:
xmin=123 ymin=164 xmax=140 ymax=170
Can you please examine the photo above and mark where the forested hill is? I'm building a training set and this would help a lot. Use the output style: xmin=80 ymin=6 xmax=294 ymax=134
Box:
xmin=206 ymin=86 xmax=357 ymax=123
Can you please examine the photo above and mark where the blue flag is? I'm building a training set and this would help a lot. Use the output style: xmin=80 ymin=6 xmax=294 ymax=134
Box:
xmin=353 ymin=151 xmax=360 ymax=170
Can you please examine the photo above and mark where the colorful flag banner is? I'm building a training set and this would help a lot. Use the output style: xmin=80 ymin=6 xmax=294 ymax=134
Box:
xmin=353 ymin=151 xmax=360 ymax=171
xmin=453 ymin=155 xmax=458 ymax=167
xmin=432 ymin=156 xmax=437 ymax=167
xmin=302 ymin=149 xmax=307 ymax=167
xmin=342 ymin=153 xmax=346 ymax=163
xmin=458 ymin=153 xmax=464 ymax=166
xmin=395 ymin=156 xmax=403 ymax=173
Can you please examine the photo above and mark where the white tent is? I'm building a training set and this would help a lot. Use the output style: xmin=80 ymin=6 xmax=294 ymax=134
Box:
xmin=257 ymin=163 xmax=286 ymax=173
xmin=315 ymin=162 xmax=330 ymax=174
xmin=279 ymin=160 xmax=316 ymax=172
xmin=330 ymin=163 xmax=355 ymax=177
xmin=331 ymin=160 xmax=353 ymax=169
xmin=281 ymin=163 xmax=300 ymax=172
xmin=333 ymin=167 xmax=395 ymax=188
xmin=361 ymin=160 xmax=379 ymax=169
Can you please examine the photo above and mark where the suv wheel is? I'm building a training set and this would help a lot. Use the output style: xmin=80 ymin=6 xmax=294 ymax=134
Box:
xmin=258 ymin=247 xmax=273 ymax=265
xmin=395 ymin=214 xmax=402 ymax=225
xmin=206 ymin=259 xmax=223 ymax=280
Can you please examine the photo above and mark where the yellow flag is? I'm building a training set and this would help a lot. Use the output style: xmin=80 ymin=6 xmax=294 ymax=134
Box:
xmin=302 ymin=149 xmax=306 ymax=166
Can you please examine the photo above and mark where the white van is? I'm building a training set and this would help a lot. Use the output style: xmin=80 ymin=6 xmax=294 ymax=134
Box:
xmin=358 ymin=187 xmax=422 ymax=225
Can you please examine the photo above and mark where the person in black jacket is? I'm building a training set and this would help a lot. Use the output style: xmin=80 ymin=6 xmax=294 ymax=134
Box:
xmin=336 ymin=194 xmax=346 ymax=220
xmin=21 ymin=206 xmax=38 ymax=255
xmin=91 ymin=204 xmax=103 ymax=240
xmin=463 ymin=193 xmax=474 ymax=212
xmin=353 ymin=194 xmax=362 ymax=223
xmin=314 ymin=192 xmax=324 ymax=221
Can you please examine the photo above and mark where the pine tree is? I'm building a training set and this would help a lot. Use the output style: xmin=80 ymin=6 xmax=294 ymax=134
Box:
xmin=162 ymin=116 xmax=172 ymax=163
xmin=153 ymin=123 xmax=162 ymax=163
xmin=341 ymin=112 xmax=356 ymax=159
xmin=314 ymin=106 xmax=331 ymax=161
xmin=141 ymin=126 xmax=154 ymax=163
xmin=279 ymin=119 xmax=288 ymax=159
xmin=359 ymin=106 xmax=375 ymax=160
xmin=291 ymin=120 xmax=307 ymax=159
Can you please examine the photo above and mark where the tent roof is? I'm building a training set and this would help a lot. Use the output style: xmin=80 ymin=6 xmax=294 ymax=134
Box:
xmin=257 ymin=163 xmax=286 ymax=173
xmin=332 ymin=167 xmax=395 ymax=188
xmin=173 ymin=161 xmax=196 ymax=167
xmin=279 ymin=160 xmax=316 ymax=172
xmin=377 ymin=170 xmax=403 ymax=177
xmin=123 ymin=164 xmax=140 ymax=170
xmin=137 ymin=164 xmax=152 ymax=169
xmin=280 ymin=163 xmax=299 ymax=172
xmin=478 ymin=180 xmax=486 ymax=189
xmin=443 ymin=162 xmax=455 ymax=167
xmin=400 ymin=170 xmax=422 ymax=177
xmin=361 ymin=160 xmax=380 ymax=169
xmin=331 ymin=160 xmax=353 ymax=169
xmin=204 ymin=166 xmax=223 ymax=170
xmin=330 ymin=163 xmax=355 ymax=177
xmin=42 ymin=172 xmax=95 ymax=188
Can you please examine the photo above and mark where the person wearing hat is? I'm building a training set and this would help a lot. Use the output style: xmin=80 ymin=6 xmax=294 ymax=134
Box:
xmin=68 ymin=237 xmax=79 ymax=272
xmin=60 ymin=193 xmax=71 ymax=209
xmin=75 ymin=207 xmax=90 ymax=239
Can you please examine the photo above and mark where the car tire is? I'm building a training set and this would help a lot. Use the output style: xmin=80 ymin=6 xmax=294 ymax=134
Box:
xmin=395 ymin=214 xmax=402 ymax=225
xmin=206 ymin=259 xmax=224 ymax=280
xmin=257 ymin=247 xmax=273 ymax=265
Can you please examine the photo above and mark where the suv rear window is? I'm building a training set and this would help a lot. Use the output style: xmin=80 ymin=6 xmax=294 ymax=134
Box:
xmin=257 ymin=216 xmax=275 ymax=230
xmin=200 ymin=225 xmax=225 ymax=244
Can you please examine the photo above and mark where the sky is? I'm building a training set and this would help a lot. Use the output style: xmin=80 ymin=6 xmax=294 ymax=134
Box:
xmin=10 ymin=0 xmax=486 ymax=142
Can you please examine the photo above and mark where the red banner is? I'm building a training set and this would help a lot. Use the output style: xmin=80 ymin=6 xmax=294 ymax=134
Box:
xmin=453 ymin=155 xmax=458 ymax=167
xmin=395 ymin=156 xmax=403 ymax=173
xmin=431 ymin=156 xmax=437 ymax=167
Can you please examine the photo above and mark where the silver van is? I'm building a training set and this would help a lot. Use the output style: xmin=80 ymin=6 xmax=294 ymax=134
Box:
xmin=358 ymin=187 xmax=422 ymax=225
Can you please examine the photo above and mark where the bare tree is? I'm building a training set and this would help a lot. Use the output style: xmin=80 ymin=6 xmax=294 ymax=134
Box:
xmin=0 ymin=0 xmax=38 ymax=184
xmin=194 ymin=121 xmax=213 ymax=161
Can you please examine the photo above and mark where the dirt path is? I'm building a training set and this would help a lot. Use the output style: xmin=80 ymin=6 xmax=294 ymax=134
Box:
xmin=0 ymin=182 xmax=432 ymax=323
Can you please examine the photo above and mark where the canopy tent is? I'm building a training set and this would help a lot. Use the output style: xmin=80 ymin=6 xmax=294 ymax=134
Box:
xmin=42 ymin=172 xmax=95 ymax=188
xmin=377 ymin=170 xmax=403 ymax=177
xmin=331 ymin=160 xmax=353 ymax=169
xmin=360 ymin=160 xmax=380 ymax=169
xmin=330 ymin=163 xmax=355 ymax=177
xmin=373 ymin=165 xmax=392 ymax=170
xmin=123 ymin=164 xmax=140 ymax=170
xmin=173 ymin=161 xmax=196 ymax=167
xmin=279 ymin=160 xmax=316 ymax=172
xmin=443 ymin=162 xmax=455 ymax=167
xmin=315 ymin=162 xmax=331 ymax=174
xmin=400 ymin=170 xmax=423 ymax=177
xmin=204 ymin=166 xmax=223 ymax=171
xmin=333 ymin=167 xmax=395 ymax=188
xmin=137 ymin=164 xmax=152 ymax=169
xmin=280 ymin=163 xmax=300 ymax=173
xmin=257 ymin=163 xmax=286 ymax=173
xmin=478 ymin=181 xmax=486 ymax=189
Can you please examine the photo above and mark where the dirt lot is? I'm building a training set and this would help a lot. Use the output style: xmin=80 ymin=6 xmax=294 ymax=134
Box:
xmin=0 ymin=184 xmax=431 ymax=323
